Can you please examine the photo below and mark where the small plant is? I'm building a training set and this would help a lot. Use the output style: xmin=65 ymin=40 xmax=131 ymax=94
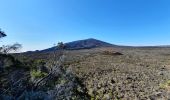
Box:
xmin=30 ymin=70 xmax=48 ymax=79
xmin=0 ymin=28 xmax=6 ymax=38
xmin=0 ymin=29 xmax=22 ymax=54
xmin=159 ymin=80 xmax=170 ymax=89
xmin=35 ymin=59 xmax=46 ymax=65
xmin=57 ymin=42 xmax=66 ymax=50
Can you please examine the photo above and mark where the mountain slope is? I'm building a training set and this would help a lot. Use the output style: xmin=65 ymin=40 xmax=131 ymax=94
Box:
xmin=41 ymin=38 xmax=116 ymax=52
xmin=65 ymin=38 xmax=114 ymax=49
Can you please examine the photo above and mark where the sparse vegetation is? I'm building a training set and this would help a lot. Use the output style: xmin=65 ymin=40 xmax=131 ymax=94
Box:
xmin=160 ymin=80 xmax=170 ymax=89
xmin=1 ymin=31 xmax=170 ymax=99
xmin=0 ymin=31 xmax=90 ymax=99
xmin=57 ymin=42 xmax=66 ymax=50
xmin=30 ymin=70 xmax=48 ymax=78
xmin=0 ymin=43 xmax=22 ymax=54
xmin=0 ymin=29 xmax=6 ymax=38
xmin=0 ymin=54 xmax=90 ymax=99
xmin=0 ymin=29 xmax=22 ymax=54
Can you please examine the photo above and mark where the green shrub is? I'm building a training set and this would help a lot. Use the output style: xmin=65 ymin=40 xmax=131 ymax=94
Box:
xmin=30 ymin=70 xmax=48 ymax=79
xmin=159 ymin=80 xmax=170 ymax=89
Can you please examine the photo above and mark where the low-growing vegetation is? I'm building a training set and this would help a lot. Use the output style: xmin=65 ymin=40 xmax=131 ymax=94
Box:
xmin=1 ymin=29 xmax=170 ymax=99
xmin=160 ymin=80 xmax=170 ymax=89
xmin=0 ymin=54 xmax=90 ymax=99
xmin=30 ymin=70 xmax=48 ymax=79
xmin=0 ymin=30 xmax=90 ymax=99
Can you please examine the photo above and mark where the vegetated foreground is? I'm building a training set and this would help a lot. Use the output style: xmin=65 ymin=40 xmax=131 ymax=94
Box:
xmin=2 ymin=47 xmax=170 ymax=99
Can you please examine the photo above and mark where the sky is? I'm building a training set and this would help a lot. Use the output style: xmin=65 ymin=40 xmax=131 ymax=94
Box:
xmin=0 ymin=0 xmax=170 ymax=51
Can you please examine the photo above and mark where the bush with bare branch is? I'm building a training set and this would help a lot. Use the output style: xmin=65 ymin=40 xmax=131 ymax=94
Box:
xmin=0 ymin=43 xmax=22 ymax=54
xmin=0 ymin=29 xmax=6 ymax=38
xmin=0 ymin=29 xmax=22 ymax=54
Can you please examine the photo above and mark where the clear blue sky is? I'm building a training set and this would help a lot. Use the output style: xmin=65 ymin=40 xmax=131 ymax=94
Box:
xmin=0 ymin=0 xmax=170 ymax=51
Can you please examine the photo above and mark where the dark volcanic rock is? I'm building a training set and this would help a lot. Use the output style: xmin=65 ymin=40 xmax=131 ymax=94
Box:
xmin=40 ymin=38 xmax=116 ymax=52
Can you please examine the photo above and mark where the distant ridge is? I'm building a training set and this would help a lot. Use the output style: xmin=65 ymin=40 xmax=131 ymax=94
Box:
xmin=41 ymin=38 xmax=116 ymax=52
xmin=24 ymin=38 xmax=170 ymax=53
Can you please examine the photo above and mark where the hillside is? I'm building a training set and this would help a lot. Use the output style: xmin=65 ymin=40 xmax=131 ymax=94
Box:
xmin=41 ymin=38 xmax=116 ymax=52
xmin=3 ymin=38 xmax=170 ymax=99
xmin=13 ymin=47 xmax=170 ymax=99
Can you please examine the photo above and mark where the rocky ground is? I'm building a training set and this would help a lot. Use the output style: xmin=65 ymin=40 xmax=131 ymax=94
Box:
xmin=2 ymin=47 xmax=170 ymax=100
xmin=66 ymin=47 xmax=170 ymax=99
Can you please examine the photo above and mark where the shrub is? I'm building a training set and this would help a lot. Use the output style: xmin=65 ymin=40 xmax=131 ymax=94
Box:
xmin=30 ymin=70 xmax=48 ymax=79
xmin=160 ymin=80 xmax=170 ymax=89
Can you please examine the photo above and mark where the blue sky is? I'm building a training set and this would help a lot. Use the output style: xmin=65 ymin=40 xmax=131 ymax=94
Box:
xmin=0 ymin=0 xmax=170 ymax=51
